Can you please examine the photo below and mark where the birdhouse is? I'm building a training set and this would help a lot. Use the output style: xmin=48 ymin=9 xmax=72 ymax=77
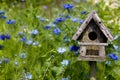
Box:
xmin=72 ymin=11 xmax=113 ymax=61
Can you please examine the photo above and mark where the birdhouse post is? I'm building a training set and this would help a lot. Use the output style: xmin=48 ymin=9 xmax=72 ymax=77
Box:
xmin=72 ymin=10 xmax=113 ymax=80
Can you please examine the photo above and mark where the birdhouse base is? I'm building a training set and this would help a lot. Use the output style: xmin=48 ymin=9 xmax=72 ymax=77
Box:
xmin=78 ymin=55 xmax=106 ymax=61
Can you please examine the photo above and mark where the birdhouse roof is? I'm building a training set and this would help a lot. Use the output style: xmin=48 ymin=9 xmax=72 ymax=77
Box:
xmin=72 ymin=10 xmax=113 ymax=41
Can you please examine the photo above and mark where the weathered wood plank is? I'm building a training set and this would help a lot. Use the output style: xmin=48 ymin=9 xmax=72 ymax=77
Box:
xmin=72 ymin=11 xmax=94 ymax=40
xmin=78 ymin=55 xmax=106 ymax=61
xmin=78 ymin=42 xmax=108 ymax=46
xmin=79 ymin=46 xmax=86 ymax=56
xmin=92 ymin=12 xmax=114 ymax=41
xmin=99 ymin=46 xmax=105 ymax=57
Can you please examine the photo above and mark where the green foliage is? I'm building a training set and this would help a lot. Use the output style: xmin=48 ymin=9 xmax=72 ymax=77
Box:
xmin=0 ymin=0 xmax=120 ymax=80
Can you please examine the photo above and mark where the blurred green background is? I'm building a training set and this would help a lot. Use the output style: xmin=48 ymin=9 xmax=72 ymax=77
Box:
xmin=0 ymin=0 xmax=120 ymax=80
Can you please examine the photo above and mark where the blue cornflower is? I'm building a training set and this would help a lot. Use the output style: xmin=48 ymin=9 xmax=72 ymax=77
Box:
xmin=25 ymin=72 xmax=32 ymax=79
xmin=109 ymin=53 xmax=119 ymax=60
xmin=25 ymin=40 xmax=32 ymax=45
xmin=53 ymin=28 xmax=61 ymax=35
xmin=5 ymin=34 xmax=11 ymax=39
xmin=71 ymin=18 xmax=79 ymax=22
xmin=20 ymin=37 xmax=26 ymax=42
xmin=0 ymin=34 xmax=5 ymax=40
xmin=80 ymin=11 xmax=87 ymax=14
xmin=62 ymin=78 xmax=69 ymax=80
xmin=57 ymin=47 xmax=66 ymax=54
xmin=31 ymin=29 xmax=38 ymax=35
xmin=66 ymin=14 xmax=71 ymax=18
xmin=70 ymin=45 xmax=80 ymax=51
xmin=0 ymin=11 xmax=5 ymax=15
xmin=4 ymin=58 xmax=10 ymax=63
xmin=40 ymin=18 xmax=45 ymax=22
xmin=63 ymin=4 xmax=74 ymax=9
xmin=56 ymin=17 xmax=65 ymax=23
xmin=61 ymin=60 xmax=70 ymax=66
xmin=80 ymin=20 xmax=84 ymax=24
xmin=0 ymin=16 xmax=7 ymax=19
xmin=6 ymin=19 xmax=16 ymax=24
xmin=113 ymin=45 xmax=119 ymax=51
xmin=45 ymin=26 xmax=51 ymax=29
xmin=18 ymin=32 xmax=25 ymax=37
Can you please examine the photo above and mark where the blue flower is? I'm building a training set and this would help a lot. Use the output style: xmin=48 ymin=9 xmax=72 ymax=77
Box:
xmin=20 ymin=53 xmax=26 ymax=59
xmin=109 ymin=53 xmax=119 ymax=60
xmin=56 ymin=17 xmax=65 ymax=23
xmin=62 ymin=78 xmax=69 ymax=80
xmin=4 ymin=58 xmax=10 ymax=63
xmin=70 ymin=45 xmax=79 ymax=51
xmin=0 ymin=16 xmax=7 ymax=19
xmin=0 ymin=11 xmax=5 ymax=15
xmin=113 ymin=45 xmax=119 ymax=51
xmin=5 ymin=34 xmax=11 ymax=39
xmin=66 ymin=14 xmax=71 ymax=18
xmin=31 ymin=29 xmax=38 ymax=35
xmin=61 ymin=60 xmax=70 ymax=66
xmin=0 ymin=34 xmax=10 ymax=40
xmin=0 ymin=34 xmax=5 ymax=40
xmin=80 ymin=20 xmax=84 ymax=24
xmin=20 ymin=37 xmax=26 ymax=42
xmin=57 ymin=47 xmax=66 ymax=54
xmin=71 ymin=18 xmax=79 ymax=22
xmin=25 ymin=40 xmax=32 ymax=45
xmin=80 ymin=11 xmax=87 ymax=14
xmin=63 ymin=4 xmax=74 ymax=9
xmin=45 ymin=26 xmax=51 ymax=29
xmin=25 ymin=72 xmax=32 ymax=79
xmin=53 ymin=28 xmax=61 ymax=35
xmin=6 ymin=19 xmax=16 ymax=24
xmin=40 ymin=18 xmax=45 ymax=22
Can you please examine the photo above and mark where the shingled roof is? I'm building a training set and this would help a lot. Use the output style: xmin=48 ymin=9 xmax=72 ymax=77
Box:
xmin=72 ymin=10 xmax=113 ymax=42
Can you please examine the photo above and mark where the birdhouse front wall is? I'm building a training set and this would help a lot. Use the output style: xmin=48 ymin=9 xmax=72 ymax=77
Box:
xmin=78 ymin=19 xmax=107 ymax=57
xmin=79 ymin=19 xmax=107 ymax=43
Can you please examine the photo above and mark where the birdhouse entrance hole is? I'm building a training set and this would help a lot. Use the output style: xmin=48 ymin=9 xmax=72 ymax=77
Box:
xmin=88 ymin=31 xmax=97 ymax=41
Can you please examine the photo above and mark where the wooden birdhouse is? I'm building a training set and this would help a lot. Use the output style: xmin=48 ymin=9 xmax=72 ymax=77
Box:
xmin=72 ymin=11 xmax=113 ymax=61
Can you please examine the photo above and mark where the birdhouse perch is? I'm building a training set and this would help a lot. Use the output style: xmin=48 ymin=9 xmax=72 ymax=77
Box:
xmin=72 ymin=10 xmax=113 ymax=61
